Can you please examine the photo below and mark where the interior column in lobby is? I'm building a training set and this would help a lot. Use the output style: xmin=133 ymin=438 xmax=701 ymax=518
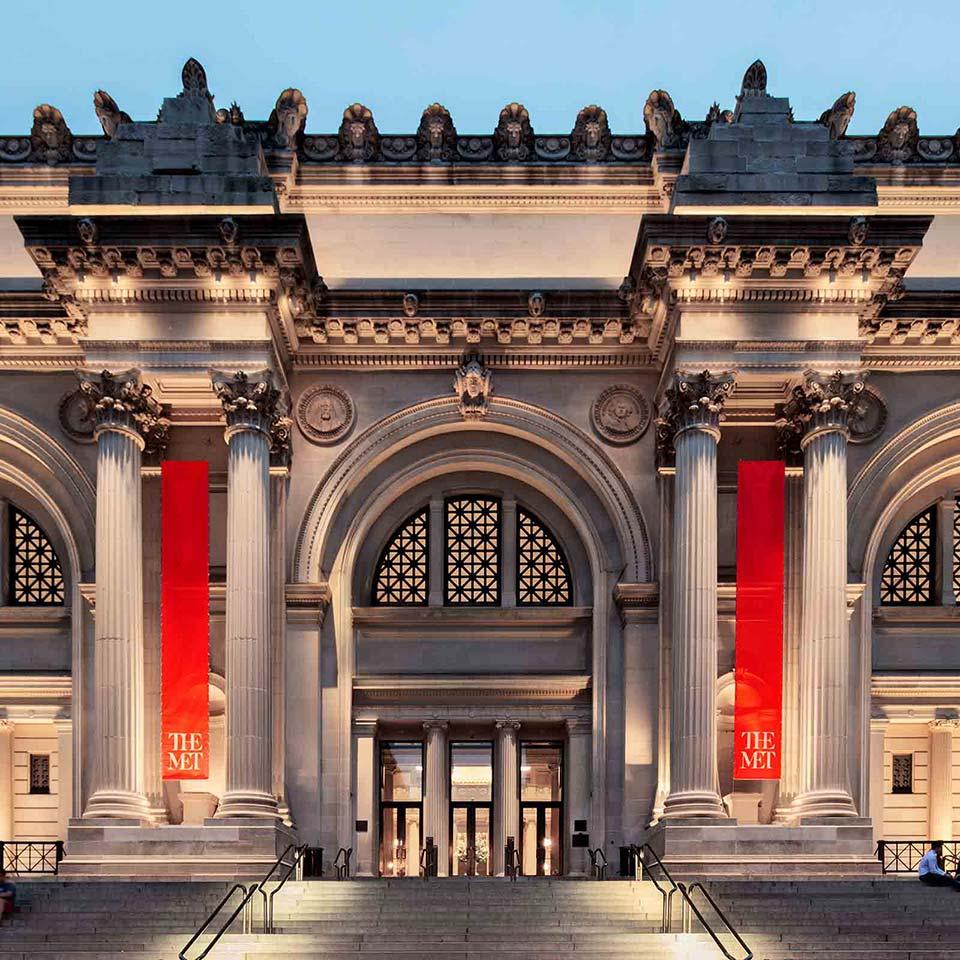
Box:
xmin=493 ymin=720 xmax=520 ymax=875
xmin=423 ymin=720 xmax=449 ymax=876
xmin=929 ymin=719 xmax=958 ymax=841
xmin=786 ymin=371 xmax=862 ymax=819
xmin=659 ymin=370 xmax=734 ymax=819
xmin=78 ymin=369 xmax=167 ymax=820
xmin=212 ymin=369 xmax=288 ymax=819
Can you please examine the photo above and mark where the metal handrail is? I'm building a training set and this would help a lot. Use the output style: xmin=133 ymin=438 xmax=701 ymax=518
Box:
xmin=259 ymin=843 xmax=308 ymax=933
xmin=178 ymin=883 xmax=254 ymax=960
xmin=0 ymin=840 xmax=64 ymax=874
xmin=631 ymin=843 xmax=677 ymax=933
xmin=333 ymin=846 xmax=353 ymax=880
xmin=680 ymin=881 xmax=753 ymax=960
xmin=588 ymin=847 xmax=607 ymax=880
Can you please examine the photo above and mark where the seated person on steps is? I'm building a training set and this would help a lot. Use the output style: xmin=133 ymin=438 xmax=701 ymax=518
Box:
xmin=0 ymin=870 xmax=15 ymax=920
xmin=918 ymin=841 xmax=960 ymax=889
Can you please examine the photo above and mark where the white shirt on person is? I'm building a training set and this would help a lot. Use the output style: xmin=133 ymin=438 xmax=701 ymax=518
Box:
xmin=919 ymin=849 xmax=946 ymax=877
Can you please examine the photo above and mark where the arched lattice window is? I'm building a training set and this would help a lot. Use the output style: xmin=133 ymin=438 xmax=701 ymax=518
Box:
xmin=10 ymin=507 xmax=65 ymax=606
xmin=445 ymin=497 xmax=501 ymax=605
xmin=880 ymin=506 xmax=936 ymax=605
xmin=372 ymin=509 xmax=429 ymax=605
xmin=517 ymin=508 xmax=572 ymax=605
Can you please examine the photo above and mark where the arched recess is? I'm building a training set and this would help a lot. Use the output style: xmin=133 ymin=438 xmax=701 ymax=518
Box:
xmin=292 ymin=395 xmax=652 ymax=851
xmin=0 ymin=404 xmax=97 ymax=817
xmin=848 ymin=400 xmax=960 ymax=814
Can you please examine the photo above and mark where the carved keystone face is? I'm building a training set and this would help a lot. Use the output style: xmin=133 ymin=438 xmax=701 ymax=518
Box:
xmin=584 ymin=121 xmax=601 ymax=148
xmin=505 ymin=121 xmax=522 ymax=148
xmin=890 ymin=122 xmax=910 ymax=149
xmin=281 ymin=108 xmax=300 ymax=139
xmin=464 ymin=372 xmax=484 ymax=398
xmin=349 ymin=122 xmax=366 ymax=148
xmin=40 ymin=122 xmax=59 ymax=148
xmin=428 ymin=119 xmax=445 ymax=147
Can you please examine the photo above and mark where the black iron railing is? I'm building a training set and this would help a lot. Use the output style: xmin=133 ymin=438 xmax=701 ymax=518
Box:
xmin=877 ymin=839 xmax=960 ymax=874
xmin=259 ymin=843 xmax=308 ymax=934
xmin=631 ymin=843 xmax=752 ymax=960
xmin=0 ymin=840 xmax=64 ymax=874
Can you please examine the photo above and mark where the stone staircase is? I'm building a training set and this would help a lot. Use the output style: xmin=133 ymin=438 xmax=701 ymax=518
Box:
xmin=0 ymin=876 xmax=957 ymax=959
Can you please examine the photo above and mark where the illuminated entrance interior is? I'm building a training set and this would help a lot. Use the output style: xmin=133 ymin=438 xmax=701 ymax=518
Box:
xmin=521 ymin=742 xmax=563 ymax=876
xmin=379 ymin=742 xmax=423 ymax=877
xmin=449 ymin=742 xmax=493 ymax=876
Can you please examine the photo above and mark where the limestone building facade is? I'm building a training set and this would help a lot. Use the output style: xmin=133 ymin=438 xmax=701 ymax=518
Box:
xmin=1 ymin=57 xmax=959 ymax=876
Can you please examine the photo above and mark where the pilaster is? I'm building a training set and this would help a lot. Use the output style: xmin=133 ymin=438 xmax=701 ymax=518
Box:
xmin=928 ymin=719 xmax=958 ymax=841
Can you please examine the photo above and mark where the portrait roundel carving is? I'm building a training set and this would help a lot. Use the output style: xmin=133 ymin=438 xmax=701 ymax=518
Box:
xmin=58 ymin=389 xmax=97 ymax=443
xmin=848 ymin=385 xmax=887 ymax=445
xmin=296 ymin=385 xmax=355 ymax=445
xmin=591 ymin=385 xmax=651 ymax=445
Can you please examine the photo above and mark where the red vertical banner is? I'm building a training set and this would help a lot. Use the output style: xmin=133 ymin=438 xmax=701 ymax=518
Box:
xmin=161 ymin=460 xmax=209 ymax=780
xmin=733 ymin=460 xmax=785 ymax=780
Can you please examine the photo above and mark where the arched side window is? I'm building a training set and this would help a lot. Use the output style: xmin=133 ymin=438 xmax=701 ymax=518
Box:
xmin=372 ymin=508 xmax=429 ymax=606
xmin=517 ymin=508 xmax=572 ymax=606
xmin=445 ymin=496 xmax=500 ymax=606
xmin=9 ymin=506 xmax=65 ymax=606
xmin=879 ymin=506 xmax=936 ymax=606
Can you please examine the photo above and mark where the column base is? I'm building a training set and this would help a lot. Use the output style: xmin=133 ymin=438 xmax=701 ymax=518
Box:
xmin=644 ymin=818 xmax=879 ymax=879
xmin=215 ymin=788 xmax=280 ymax=819
xmin=792 ymin=789 xmax=859 ymax=819
xmin=82 ymin=789 xmax=151 ymax=822
xmin=60 ymin=817 xmax=296 ymax=879
xmin=661 ymin=789 xmax=728 ymax=819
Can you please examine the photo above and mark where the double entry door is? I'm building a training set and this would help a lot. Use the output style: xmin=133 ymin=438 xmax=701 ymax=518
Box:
xmin=450 ymin=802 xmax=491 ymax=876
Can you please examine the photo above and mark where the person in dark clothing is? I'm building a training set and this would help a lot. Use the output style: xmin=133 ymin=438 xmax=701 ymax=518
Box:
xmin=0 ymin=870 xmax=15 ymax=919
xmin=918 ymin=841 xmax=960 ymax=889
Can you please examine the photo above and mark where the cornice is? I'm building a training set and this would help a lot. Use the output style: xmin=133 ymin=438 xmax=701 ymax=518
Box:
xmin=285 ymin=581 xmax=331 ymax=625
xmin=352 ymin=605 xmax=592 ymax=629
xmin=293 ymin=348 xmax=653 ymax=370
xmin=353 ymin=674 xmax=591 ymax=705
xmin=0 ymin=674 xmax=72 ymax=707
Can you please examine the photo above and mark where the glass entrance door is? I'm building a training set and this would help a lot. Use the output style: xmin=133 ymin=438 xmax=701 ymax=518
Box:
xmin=520 ymin=742 xmax=563 ymax=877
xmin=449 ymin=742 xmax=493 ymax=876
xmin=380 ymin=741 xmax=423 ymax=878
xmin=451 ymin=804 xmax=491 ymax=876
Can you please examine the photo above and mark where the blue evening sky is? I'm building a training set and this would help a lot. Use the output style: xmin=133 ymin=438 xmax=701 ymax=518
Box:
xmin=2 ymin=0 xmax=956 ymax=136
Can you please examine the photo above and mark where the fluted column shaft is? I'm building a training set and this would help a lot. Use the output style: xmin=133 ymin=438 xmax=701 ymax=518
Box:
xmin=659 ymin=371 xmax=733 ymax=820
xmin=929 ymin=720 xmax=957 ymax=840
xmin=493 ymin=720 xmax=520 ymax=875
xmin=423 ymin=721 xmax=449 ymax=875
xmin=775 ymin=472 xmax=804 ymax=820
xmin=142 ymin=475 xmax=166 ymax=822
xmin=792 ymin=372 xmax=862 ymax=818
xmin=85 ymin=423 xmax=150 ymax=819
xmin=218 ymin=422 xmax=276 ymax=817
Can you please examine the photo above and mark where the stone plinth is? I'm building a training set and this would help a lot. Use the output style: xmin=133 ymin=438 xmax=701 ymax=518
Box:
xmin=644 ymin=818 xmax=880 ymax=879
xmin=60 ymin=818 xmax=297 ymax=879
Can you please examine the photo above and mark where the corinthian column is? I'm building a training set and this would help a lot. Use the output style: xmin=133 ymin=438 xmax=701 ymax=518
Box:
xmin=78 ymin=369 xmax=168 ymax=820
xmin=212 ymin=369 xmax=289 ymax=819
xmin=659 ymin=370 xmax=734 ymax=819
xmin=787 ymin=371 xmax=863 ymax=818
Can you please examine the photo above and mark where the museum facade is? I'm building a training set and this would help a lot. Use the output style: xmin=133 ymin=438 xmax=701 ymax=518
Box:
xmin=1 ymin=57 xmax=959 ymax=878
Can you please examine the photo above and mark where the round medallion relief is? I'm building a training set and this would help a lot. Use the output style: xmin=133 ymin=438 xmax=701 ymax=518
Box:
xmin=848 ymin=385 xmax=887 ymax=444
xmin=296 ymin=385 xmax=355 ymax=445
xmin=58 ymin=389 xmax=96 ymax=443
xmin=591 ymin=384 xmax=651 ymax=445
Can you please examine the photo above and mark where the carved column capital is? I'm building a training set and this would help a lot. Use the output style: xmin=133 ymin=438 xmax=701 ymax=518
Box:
xmin=495 ymin=720 xmax=521 ymax=735
xmin=423 ymin=719 xmax=450 ymax=733
xmin=656 ymin=369 xmax=734 ymax=466
xmin=929 ymin=718 xmax=960 ymax=731
xmin=778 ymin=370 xmax=866 ymax=457
xmin=211 ymin=368 xmax=292 ymax=465
xmin=77 ymin=368 xmax=169 ymax=453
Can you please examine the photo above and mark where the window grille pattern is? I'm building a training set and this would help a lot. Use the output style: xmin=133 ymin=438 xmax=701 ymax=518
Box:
xmin=517 ymin=509 xmax=572 ymax=605
xmin=953 ymin=498 xmax=960 ymax=602
xmin=879 ymin=507 xmax=936 ymax=605
xmin=29 ymin=754 xmax=50 ymax=795
xmin=10 ymin=507 xmax=65 ymax=606
xmin=892 ymin=754 xmax=913 ymax=795
xmin=445 ymin=497 xmax=500 ymax=605
xmin=372 ymin=509 xmax=429 ymax=605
